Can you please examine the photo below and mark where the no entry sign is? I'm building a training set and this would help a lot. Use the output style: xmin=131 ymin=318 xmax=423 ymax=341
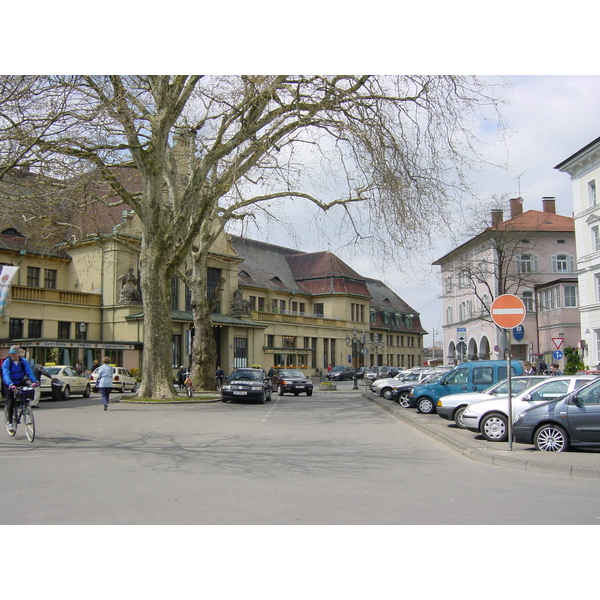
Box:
xmin=490 ymin=294 xmax=526 ymax=329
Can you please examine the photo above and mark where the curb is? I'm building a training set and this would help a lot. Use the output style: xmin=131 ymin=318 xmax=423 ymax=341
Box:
xmin=365 ymin=393 xmax=600 ymax=480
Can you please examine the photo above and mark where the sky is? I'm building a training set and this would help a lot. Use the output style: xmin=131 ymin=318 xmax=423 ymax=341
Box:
xmin=236 ymin=76 xmax=600 ymax=347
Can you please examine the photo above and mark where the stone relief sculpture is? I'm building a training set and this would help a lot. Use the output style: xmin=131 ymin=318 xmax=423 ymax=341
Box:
xmin=229 ymin=287 xmax=251 ymax=315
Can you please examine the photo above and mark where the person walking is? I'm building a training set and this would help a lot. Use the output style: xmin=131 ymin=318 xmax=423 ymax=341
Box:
xmin=549 ymin=363 xmax=564 ymax=376
xmin=31 ymin=361 xmax=53 ymax=407
xmin=177 ymin=366 xmax=186 ymax=391
xmin=2 ymin=346 xmax=38 ymax=433
xmin=523 ymin=361 xmax=536 ymax=375
xmin=96 ymin=356 xmax=114 ymax=411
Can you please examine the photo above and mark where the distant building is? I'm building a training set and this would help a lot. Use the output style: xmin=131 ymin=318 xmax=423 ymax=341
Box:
xmin=434 ymin=198 xmax=579 ymax=369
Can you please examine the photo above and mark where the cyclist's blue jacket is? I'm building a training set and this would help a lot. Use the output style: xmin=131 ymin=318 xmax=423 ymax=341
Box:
xmin=2 ymin=356 xmax=37 ymax=387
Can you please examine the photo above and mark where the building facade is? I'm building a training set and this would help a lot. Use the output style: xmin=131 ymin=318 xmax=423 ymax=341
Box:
xmin=0 ymin=211 xmax=426 ymax=377
xmin=434 ymin=197 xmax=579 ymax=370
xmin=556 ymin=135 xmax=600 ymax=366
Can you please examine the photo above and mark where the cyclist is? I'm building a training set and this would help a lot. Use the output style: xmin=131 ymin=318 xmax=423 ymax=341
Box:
xmin=2 ymin=346 xmax=38 ymax=434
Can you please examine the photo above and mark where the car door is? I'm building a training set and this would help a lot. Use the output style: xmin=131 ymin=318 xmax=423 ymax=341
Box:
xmin=63 ymin=366 xmax=84 ymax=393
xmin=442 ymin=367 xmax=470 ymax=395
xmin=566 ymin=379 xmax=600 ymax=443
xmin=514 ymin=379 xmax=571 ymax=417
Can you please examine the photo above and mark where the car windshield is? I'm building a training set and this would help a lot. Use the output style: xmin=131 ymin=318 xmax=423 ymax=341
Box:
xmin=422 ymin=372 xmax=445 ymax=384
xmin=45 ymin=367 xmax=63 ymax=376
xmin=230 ymin=370 xmax=263 ymax=381
xmin=280 ymin=370 xmax=305 ymax=378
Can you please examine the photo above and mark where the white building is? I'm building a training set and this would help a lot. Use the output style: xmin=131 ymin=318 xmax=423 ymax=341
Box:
xmin=434 ymin=198 xmax=579 ymax=369
xmin=556 ymin=135 xmax=600 ymax=366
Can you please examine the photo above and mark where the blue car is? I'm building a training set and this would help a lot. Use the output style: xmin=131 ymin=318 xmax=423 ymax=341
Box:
xmin=513 ymin=376 xmax=600 ymax=451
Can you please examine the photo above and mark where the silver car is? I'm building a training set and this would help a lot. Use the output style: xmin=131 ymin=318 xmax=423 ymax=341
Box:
xmin=436 ymin=375 xmax=548 ymax=428
xmin=462 ymin=375 xmax=599 ymax=442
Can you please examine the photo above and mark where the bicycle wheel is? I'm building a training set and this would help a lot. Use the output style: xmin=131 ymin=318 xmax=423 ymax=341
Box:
xmin=23 ymin=404 xmax=35 ymax=442
xmin=215 ymin=379 xmax=222 ymax=392
xmin=186 ymin=383 xmax=193 ymax=398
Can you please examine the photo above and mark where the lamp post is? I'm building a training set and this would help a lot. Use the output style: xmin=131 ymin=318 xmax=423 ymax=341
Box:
xmin=345 ymin=327 xmax=360 ymax=389
xmin=78 ymin=322 xmax=87 ymax=372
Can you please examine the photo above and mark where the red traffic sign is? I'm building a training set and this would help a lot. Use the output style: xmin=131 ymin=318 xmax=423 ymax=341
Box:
xmin=552 ymin=338 xmax=564 ymax=350
xmin=490 ymin=294 xmax=526 ymax=329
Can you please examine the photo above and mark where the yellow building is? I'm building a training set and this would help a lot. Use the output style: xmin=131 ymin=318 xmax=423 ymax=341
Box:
xmin=1 ymin=196 xmax=426 ymax=377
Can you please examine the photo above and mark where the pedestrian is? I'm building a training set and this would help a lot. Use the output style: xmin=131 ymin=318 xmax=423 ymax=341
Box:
xmin=75 ymin=358 xmax=83 ymax=375
xmin=215 ymin=365 xmax=225 ymax=387
xmin=177 ymin=366 xmax=186 ymax=390
xmin=2 ymin=346 xmax=38 ymax=434
xmin=327 ymin=364 xmax=332 ymax=373
xmin=31 ymin=360 xmax=53 ymax=407
xmin=523 ymin=361 xmax=536 ymax=375
xmin=549 ymin=363 xmax=563 ymax=376
xmin=538 ymin=361 xmax=548 ymax=375
xmin=267 ymin=366 xmax=274 ymax=378
xmin=96 ymin=356 xmax=114 ymax=411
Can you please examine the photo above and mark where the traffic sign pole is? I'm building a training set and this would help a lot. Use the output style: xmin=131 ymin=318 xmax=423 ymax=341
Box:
xmin=506 ymin=330 xmax=513 ymax=451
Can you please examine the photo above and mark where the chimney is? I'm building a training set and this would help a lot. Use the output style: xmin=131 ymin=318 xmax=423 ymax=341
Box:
xmin=542 ymin=197 xmax=556 ymax=214
xmin=510 ymin=197 xmax=523 ymax=218
xmin=491 ymin=209 xmax=503 ymax=228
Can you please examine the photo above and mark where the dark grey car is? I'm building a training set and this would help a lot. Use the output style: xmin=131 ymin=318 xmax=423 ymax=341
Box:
xmin=221 ymin=368 xmax=272 ymax=404
xmin=513 ymin=376 xmax=600 ymax=451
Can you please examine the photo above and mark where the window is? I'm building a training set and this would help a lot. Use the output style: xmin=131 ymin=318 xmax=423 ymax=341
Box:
xmin=171 ymin=334 xmax=182 ymax=369
xmin=589 ymin=179 xmax=597 ymax=207
xmin=27 ymin=266 xmax=40 ymax=287
xmin=446 ymin=368 xmax=469 ymax=385
xmin=473 ymin=367 xmax=493 ymax=386
xmin=516 ymin=254 xmax=538 ymax=273
xmin=446 ymin=306 xmax=453 ymax=324
xmin=564 ymin=285 xmax=577 ymax=307
xmin=314 ymin=303 xmax=324 ymax=318
xmin=522 ymin=291 xmax=534 ymax=312
xmin=267 ymin=335 xmax=274 ymax=347
xmin=207 ymin=268 xmax=221 ymax=313
xmin=299 ymin=302 xmax=306 ymax=314
xmin=552 ymin=254 xmax=574 ymax=273
xmin=44 ymin=269 xmax=57 ymax=289
xmin=58 ymin=321 xmax=71 ymax=339
xmin=593 ymin=225 xmax=600 ymax=253
xmin=458 ymin=270 xmax=470 ymax=288
xmin=574 ymin=379 xmax=600 ymax=405
xmin=233 ymin=337 xmax=248 ymax=368
xmin=351 ymin=303 xmax=365 ymax=322
xmin=279 ymin=300 xmax=286 ymax=312
xmin=28 ymin=319 xmax=42 ymax=338
xmin=9 ymin=318 xmax=23 ymax=338
xmin=445 ymin=276 xmax=452 ymax=294
xmin=257 ymin=297 xmax=265 ymax=311
xmin=249 ymin=296 xmax=256 ymax=310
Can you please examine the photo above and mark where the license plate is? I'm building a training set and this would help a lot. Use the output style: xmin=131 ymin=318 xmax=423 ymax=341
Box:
xmin=233 ymin=391 xmax=247 ymax=395
xmin=296 ymin=386 xmax=305 ymax=389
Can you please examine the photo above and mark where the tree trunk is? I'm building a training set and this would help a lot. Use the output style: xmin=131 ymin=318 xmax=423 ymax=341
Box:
xmin=136 ymin=236 xmax=178 ymax=399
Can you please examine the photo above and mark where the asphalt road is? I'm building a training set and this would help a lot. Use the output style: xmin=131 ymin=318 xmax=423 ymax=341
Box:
xmin=1 ymin=385 xmax=600 ymax=525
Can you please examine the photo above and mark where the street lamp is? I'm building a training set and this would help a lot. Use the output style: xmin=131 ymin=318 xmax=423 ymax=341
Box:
xmin=78 ymin=322 xmax=87 ymax=372
xmin=345 ymin=327 xmax=361 ymax=389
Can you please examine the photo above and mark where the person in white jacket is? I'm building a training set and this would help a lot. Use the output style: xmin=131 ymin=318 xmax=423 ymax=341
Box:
xmin=96 ymin=356 xmax=114 ymax=411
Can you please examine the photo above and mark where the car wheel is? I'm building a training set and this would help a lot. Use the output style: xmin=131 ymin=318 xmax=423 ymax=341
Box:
xmin=120 ymin=383 xmax=126 ymax=393
xmin=382 ymin=388 xmax=393 ymax=400
xmin=62 ymin=386 xmax=70 ymax=401
xmin=306 ymin=389 xmax=313 ymax=396
xmin=278 ymin=385 xmax=284 ymax=396
xmin=534 ymin=424 xmax=569 ymax=452
xmin=417 ymin=396 xmax=435 ymax=414
xmin=131 ymin=382 xmax=138 ymax=393
xmin=83 ymin=384 xmax=91 ymax=398
xmin=397 ymin=392 xmax=410 ymax=408
xmin=260 ymin=390 xmax=266 ymax=404
xmin=266 ymin=388 xmax=272 ymax=402
xmin=454 ymin=406 xmax=467 ymax=429
xmin=480 ymin=413 xmax=508 ymax=442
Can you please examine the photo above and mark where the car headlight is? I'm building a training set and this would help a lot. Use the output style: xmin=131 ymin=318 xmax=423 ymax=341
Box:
xmin=251 ymin=386 xmax=262 ymax=391
xmin=222 ymin=385 xmax=231 ymax=391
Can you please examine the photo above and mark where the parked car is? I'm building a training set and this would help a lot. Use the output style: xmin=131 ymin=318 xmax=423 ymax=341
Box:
xmin=38 ymin=365 xmax=92 ymax=400
xmin=372 ymin=369 xmax=437 ymax=400
xmin=436 ymin=375 xmax=548 ymax=428
xmin=327 ymin=366 xmax=356 ymax=381
xmin=221 ymin=368 xmax=272 ymax=403
xmin=90 ymin=366 xmax=138 ymax=393
xmin=409 ymin=360 xmax=525 ymax=414
xmin=392 ymin=372 xmax=448 ymax=406
xmin=513 ymin=376 xmax=600 ymax=451
xmin=365 ymin=366 xmax=397 ymax=382
xmin=462 ymin=375 xmax=598 ymax=442
xmin=271 ymin=369 xmax=313 ymax=396
xmin=354 ymin=367 xmax=368 ymax=379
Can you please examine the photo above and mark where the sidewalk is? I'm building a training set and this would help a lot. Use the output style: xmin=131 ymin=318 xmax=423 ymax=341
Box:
xmin=362 ymin=389 xmax=600 ymax=480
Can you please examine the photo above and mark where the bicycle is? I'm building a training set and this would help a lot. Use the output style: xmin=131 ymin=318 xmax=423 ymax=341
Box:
xmin=6 ymin=385 xmax=36 ymax=442
xmin=215 ymin=376 xmax=223 ymax=392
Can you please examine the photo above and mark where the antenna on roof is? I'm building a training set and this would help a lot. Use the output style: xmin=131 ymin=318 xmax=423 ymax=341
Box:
xmin=516 ymin=173 xmax=524 ymax=196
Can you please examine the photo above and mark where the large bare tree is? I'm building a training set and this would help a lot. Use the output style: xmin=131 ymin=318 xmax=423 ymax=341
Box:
xmin=0 ymin=75 xmax=504 ymax=398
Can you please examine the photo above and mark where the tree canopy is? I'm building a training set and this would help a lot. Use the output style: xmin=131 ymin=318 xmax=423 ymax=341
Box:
xmin=0 ymin=75 xmax=504 ymax=397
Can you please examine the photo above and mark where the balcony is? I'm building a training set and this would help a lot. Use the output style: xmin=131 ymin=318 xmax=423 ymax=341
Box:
xmin=10 ymin=285 xmax=102 ymax=307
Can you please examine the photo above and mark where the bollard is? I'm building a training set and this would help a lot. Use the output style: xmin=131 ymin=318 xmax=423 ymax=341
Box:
xmin=352 ymin=374 xmax=358 ymax=390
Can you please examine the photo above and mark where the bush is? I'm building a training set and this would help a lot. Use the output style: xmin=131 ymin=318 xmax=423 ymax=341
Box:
xmin=564 ymin=346 xmax=585 ymax=375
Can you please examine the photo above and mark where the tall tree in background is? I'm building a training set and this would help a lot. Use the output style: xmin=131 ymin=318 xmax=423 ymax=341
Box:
xmin=0 ymin=75 xmax=504 ymax=398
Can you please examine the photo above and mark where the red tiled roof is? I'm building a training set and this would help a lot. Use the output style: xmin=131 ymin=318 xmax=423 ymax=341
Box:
xmin=496 ymin=210 xmax=574 ymax=232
